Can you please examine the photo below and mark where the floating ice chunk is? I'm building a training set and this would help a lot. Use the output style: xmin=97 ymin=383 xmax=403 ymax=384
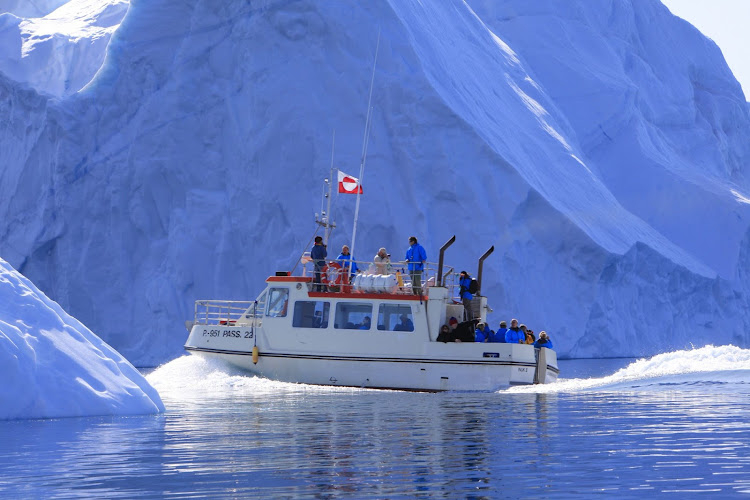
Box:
xmin=0 ymin=257 xmax=163 ymax=420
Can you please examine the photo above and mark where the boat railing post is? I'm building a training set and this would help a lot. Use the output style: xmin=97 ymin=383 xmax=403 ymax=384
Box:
xmin=437 ymin=235 xmax=456 ymax=287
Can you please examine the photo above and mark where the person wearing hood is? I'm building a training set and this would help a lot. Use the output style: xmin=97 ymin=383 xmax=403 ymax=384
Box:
xmin=373 ymin=247 xmax=391 ymax=274
xmin=474 ymin=322 xmax=492 ymax=343
xmin=534 ymin=331 xmax=554 ymax=349
xmin=458 ymin=271 xmax=475 ymax=321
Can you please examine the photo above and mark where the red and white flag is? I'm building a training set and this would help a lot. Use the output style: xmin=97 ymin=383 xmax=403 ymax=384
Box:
xmin=337 ymin=170 xmax=363 ymax=194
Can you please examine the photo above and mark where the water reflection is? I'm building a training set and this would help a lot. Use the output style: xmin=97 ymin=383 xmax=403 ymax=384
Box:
xmin=2 ymin=362 xmax=750 ymax=498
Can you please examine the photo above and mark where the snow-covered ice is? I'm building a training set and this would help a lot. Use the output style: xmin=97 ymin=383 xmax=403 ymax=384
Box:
xmin=0 ymin=256 xmax=163 ymax=420
xmin=0 ymin=0 xmax=128 ymax=97
xmin=0 ymin=0 xmax=749 ymax=365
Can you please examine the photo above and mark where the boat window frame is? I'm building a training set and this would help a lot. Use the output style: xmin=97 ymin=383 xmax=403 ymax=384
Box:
xmin=292 ymin=300 xmax=331 ymax=329
xmin=243 ymin=290 xmax=267 ymax=319
xmin=334 ymin=302 xmax=374 ymax=330
xmin=266 ymin=287 xmax=289 ymax=318
xmin=377 ymin=304 xmax=414 ymax=332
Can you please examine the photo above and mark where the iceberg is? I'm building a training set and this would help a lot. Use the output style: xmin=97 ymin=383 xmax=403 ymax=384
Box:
xmin=0 ymin=256 xmax=163 ymax=420
xmin=0 ymin=0 xmax=128 ymax=97
xmin=0 ymin=0 xmax=749 ymax=365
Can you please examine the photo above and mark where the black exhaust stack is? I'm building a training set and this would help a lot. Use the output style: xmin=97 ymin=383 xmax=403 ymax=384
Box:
xmin=476 ymin=246 xmax=494 ymax=295
xmin=437 ymin=235 xmax=456 ymax=286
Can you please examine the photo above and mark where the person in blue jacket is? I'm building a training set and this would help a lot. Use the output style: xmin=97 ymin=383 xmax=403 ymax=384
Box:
xmin=337 ymin=245 xmax=358 ymax=280
xmin=490 ymin=320 xmax=508 ymax=343
xmin=505 ymin=318 xmax=525 ymax=344
xmin=474 ymin=322 xmax=492 ymax=342
xmin=458 ymin=270 xmax=475 ymax=321
xmin=311 ymin=236 xmax=327 ymax=292
xmin=405 ymin=236 xmax=427 ymax=295
xmin=534 ymin=331 xmax=554 ymax=349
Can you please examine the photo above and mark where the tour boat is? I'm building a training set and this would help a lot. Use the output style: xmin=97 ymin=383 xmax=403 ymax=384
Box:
xmin=184 ymin=41 xmax=558 ymax=390
xmin=183 ymin=237 xmax=559 ymax=391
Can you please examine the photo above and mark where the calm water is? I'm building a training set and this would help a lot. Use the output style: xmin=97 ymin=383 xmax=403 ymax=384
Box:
xmin=2 ymin=348 xmax=750 ymax=499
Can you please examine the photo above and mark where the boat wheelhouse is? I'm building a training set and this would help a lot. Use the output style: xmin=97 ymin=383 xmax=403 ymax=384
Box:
xmin=184 ymin=241 xmax=559 ymax=391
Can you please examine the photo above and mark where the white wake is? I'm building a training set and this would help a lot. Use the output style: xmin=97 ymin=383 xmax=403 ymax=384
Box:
xmin=508 ymin=345 xmax=750 ymax=393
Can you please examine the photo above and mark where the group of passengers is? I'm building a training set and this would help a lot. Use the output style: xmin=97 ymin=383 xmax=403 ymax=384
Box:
xmin=311 ymin=236 xmax=427 ymax=295
xmin=437 ymin=316 xmax=553 ymax=349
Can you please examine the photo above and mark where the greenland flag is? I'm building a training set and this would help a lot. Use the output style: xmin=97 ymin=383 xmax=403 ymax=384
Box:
xmin=337 ymin=170 xmax=363 ymax=194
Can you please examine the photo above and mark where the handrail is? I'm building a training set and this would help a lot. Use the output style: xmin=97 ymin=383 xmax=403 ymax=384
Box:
xmin=296 ymin=249 xmax=486 ymax=300
xmin=194 ymin=300 xmax=254 ymax=325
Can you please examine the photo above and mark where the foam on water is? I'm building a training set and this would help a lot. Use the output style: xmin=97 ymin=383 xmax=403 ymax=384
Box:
xmin=146 ymin=346 xmax=750 ymax=401
xmin=146 ymin=355 xmax=372 ymax=401
xmin=508 ymin=345 xmax=750 ymax=394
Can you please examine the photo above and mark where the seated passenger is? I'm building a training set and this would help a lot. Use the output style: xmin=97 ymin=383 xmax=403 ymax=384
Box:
xmin=474 ymin=322 xmax=492 ymax=343
xmin=454 ymin=319 xmax=478 ymax=343
xmin=359 ymin=316 xmax=371 ymax=330
xmin=534 ymin=331 xmax=553 ymax=349
xmin=438 ymin=317 xmax=471 ymax=343
xmin=524 ymin=328 xmax=536 ymax=344
xmin=312 ymin=311 xmax=322 ymax=328
xmin=490 ymin=320 xmax=508 ymax=343
xmin=437 ymin=324 xmax=452 ymax=343
xmin=505 ymin=318 xmax=525 ymax=344
xmin=394 ymin=314 xmax=414 ymax=332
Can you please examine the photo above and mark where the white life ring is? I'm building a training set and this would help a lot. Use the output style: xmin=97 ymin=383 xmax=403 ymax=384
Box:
xmin=321 ymin=262 xmax=343 ymax=290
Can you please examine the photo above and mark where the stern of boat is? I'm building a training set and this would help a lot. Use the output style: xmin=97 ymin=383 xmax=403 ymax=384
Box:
xmin=535 ymin=347 xmax=559 ymax=384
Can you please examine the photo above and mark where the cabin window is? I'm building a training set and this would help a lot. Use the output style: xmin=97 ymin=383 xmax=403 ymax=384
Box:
xmin=266 ymin=288 xmax=289 ymax=317
xmin=334 ymin=302 xmax=373 ymax=330
xmin=292 ymin=301 xmax=330 ymax=328
xmin=377 ymin=304 xmax=414 ymax=332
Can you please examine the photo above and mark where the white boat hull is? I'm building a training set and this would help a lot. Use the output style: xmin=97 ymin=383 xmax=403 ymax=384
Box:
xmin=185 ymin=324 xmax=559 ymax=391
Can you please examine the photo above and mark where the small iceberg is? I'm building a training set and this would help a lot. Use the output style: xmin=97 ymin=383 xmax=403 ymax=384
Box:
xmin=0 ymin=257 xmax=164 ymax=420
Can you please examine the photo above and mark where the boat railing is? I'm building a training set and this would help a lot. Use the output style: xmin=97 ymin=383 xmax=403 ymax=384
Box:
xmin=194 ymin=300 xmax=254 ymax=325
xmin=300 ymin=258 xmax=463 ymax=296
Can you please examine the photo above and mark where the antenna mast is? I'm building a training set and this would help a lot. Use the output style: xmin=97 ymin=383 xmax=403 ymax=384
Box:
xmin=348 ymin=30 xmax=380 ymax=273
xmin=315 ymin=130 xmax=337 ymax=243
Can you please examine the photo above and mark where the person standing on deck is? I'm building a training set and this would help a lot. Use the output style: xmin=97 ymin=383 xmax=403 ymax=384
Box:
xmin=337 ymin=245 xmax=358 ymax=280
xmin=311 ymin=236 xmax=327 ymax=292
xmin=373 ymin=247 xmax=391 ymax=274
xmin=405 ymin=236 xmax=427 ymax=295
xmin=458 ymin=271 xmax=475 ymax=321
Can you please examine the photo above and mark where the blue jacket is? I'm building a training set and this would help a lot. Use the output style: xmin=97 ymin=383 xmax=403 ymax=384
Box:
xmin=459 ymin=275 xmax=473 ymax=300
xmin=490 ymin=328 xmax=507 ymax=343
xmin=505 ymin=327 xmax=524 ymax=344
xmin=405 ymin=243 xmax=427 ymax=272
xmin=311 ymin=242 xmax=327 ymax=266
xmin=336 ymin=253 xmax=358 ymax=275
xmin=534 ymin=337 xmax=554 ymax=350
xmin=394 ymin=318 xmax=414 ymax=331
xmin=475 ymin=324 xmax=492 ymax=343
